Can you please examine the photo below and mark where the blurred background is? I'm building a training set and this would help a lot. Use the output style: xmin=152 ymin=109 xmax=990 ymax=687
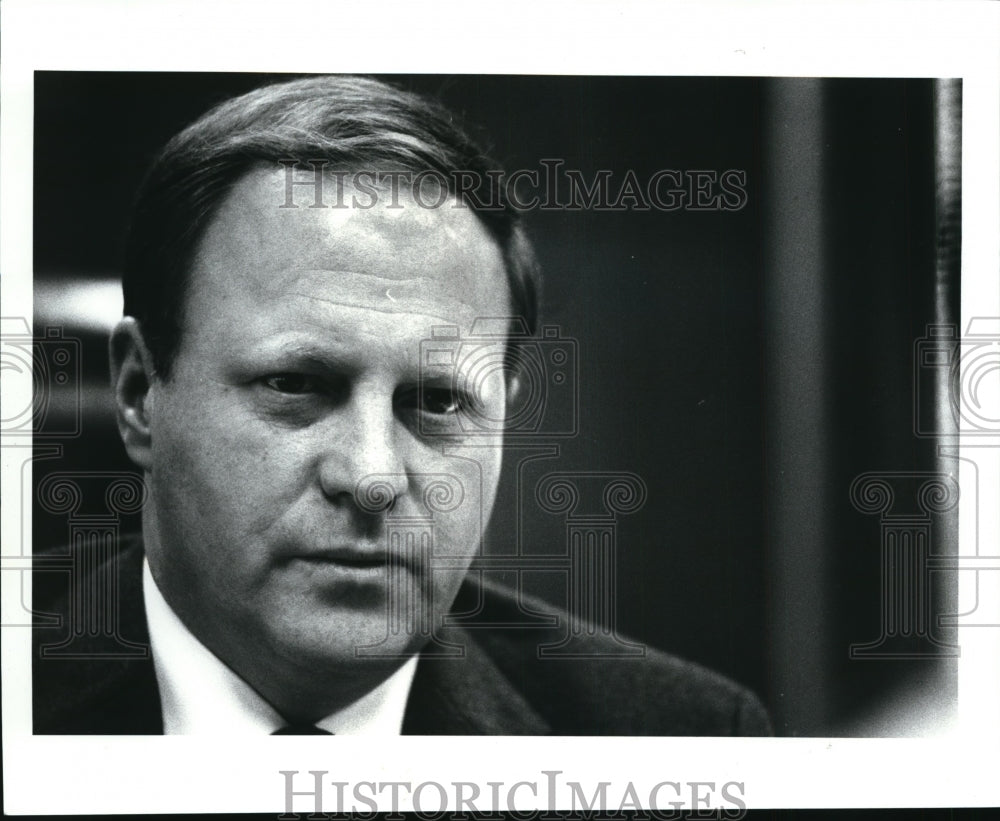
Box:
xmin=29 ymin=73 xmax=959 ymax=736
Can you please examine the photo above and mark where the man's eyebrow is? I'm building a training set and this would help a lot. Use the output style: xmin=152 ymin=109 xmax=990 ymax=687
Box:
xmin=417 ymin=362 xmax=460 ymax=381
xmin=254 ymin=341 xmax=359 ymax=372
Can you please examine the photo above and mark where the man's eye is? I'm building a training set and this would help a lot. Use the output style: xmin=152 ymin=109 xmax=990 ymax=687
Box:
xmin=420 ymin=387 xmax=464 ymax=415
xmin=262 ymin=374 xmax=319 ymax=394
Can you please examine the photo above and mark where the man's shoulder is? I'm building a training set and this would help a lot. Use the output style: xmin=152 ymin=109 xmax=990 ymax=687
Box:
xmin=32 ymin=535 xmax=161 ymax=734
xmin=448 ymin=574 xmax=771 ymax=736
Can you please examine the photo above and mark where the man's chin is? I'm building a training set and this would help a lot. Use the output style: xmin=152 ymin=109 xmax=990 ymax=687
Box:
xmin=217 ymin=618 xmax=424 ymax=721
xmin=262 ymin=613 xmax=429 ymax=671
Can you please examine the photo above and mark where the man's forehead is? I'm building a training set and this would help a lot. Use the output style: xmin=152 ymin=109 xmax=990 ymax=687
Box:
xmin=195 ymin=168 xmax=506 ymax=286
xmin=260 ymin=268 xmax=496 ymax=329
xmin=231 ymin=166 xmax=491 ymax=250
xmin=182 ymin=166 xmax=512 ymax=337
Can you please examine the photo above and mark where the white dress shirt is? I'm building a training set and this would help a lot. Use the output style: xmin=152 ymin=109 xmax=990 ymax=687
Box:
xmin=142 ymin=558 xmax=418 ymax=735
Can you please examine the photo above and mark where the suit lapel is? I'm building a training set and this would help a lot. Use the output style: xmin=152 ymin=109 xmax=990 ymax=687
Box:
xmin=402 ymin=632 xmax=550 ymax=735
xmin=33 ymin=537 xmax=163 ymax=734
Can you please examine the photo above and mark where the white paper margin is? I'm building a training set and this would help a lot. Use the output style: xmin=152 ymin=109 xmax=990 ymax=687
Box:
xmin=2 ymin=0 xmax=998 ymax=813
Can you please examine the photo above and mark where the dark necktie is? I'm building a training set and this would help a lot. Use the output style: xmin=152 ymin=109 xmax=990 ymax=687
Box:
xmin=272 ymin=724 xmax=333 ymax=735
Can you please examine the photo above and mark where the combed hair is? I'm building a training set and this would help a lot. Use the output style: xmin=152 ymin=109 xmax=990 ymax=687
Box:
xmin=123 ymin=75 xmax=540 ymax=378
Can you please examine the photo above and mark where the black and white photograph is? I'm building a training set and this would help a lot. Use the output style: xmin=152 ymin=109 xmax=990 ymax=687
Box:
xmin=2 ymin=1 xmax=998 ymax=816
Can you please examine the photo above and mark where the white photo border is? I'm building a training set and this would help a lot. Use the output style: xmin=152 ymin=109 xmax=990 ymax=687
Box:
xmin=2 ymin=0 xmax=998 ymax=813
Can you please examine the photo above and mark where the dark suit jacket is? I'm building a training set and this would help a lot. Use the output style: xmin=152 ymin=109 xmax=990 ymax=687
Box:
xmin=33 ymin=537 xmax=771 ymax=735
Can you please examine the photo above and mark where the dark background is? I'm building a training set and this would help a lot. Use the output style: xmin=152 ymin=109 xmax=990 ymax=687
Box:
xmin=31 ymin=73 xmax=957 ymax=735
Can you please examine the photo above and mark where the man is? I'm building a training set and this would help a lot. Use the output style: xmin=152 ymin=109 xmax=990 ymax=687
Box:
xmin=33 ymin=75 xmax=770 ymax=735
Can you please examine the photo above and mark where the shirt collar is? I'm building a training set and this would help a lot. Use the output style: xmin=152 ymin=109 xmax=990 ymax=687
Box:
xmin=142 ymin=557 xmax=417 ymax=735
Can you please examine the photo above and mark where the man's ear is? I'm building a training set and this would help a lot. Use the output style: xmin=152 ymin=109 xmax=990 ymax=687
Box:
xmin=109 ymin=317 xmax=158 ymax=472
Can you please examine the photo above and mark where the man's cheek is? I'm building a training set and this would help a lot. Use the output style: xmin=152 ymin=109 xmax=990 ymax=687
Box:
xmin=162 ymin=415 xmax=276 ymax=496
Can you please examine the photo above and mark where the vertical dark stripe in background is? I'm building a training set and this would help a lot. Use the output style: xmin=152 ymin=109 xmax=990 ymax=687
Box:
xmin=932 ymin=77 xmax=962 ymax=705
xmin=934 ymin=79 xmax=962 ymax=335
xmin=761 ymin=78 xmax=833 ymax=736
xmin=824 ymin=79 xmax=956 ymax=735
xmin=761 ymin=78 xmax=959 ymax=735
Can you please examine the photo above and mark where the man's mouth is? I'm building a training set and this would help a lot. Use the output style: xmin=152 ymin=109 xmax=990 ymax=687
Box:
xmin=285 ymin=554 xmax=390 ymax=585
xmin=283 ymin=544 xmax=420 ymax=577
xmin=295 ymin=553 xmax=386 ymax=569
xmin=276 ymin=535 xmax=423 ymax=579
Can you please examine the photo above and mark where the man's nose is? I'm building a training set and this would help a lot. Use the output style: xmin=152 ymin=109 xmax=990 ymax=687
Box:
xmin=317 ymin=392 xmax=408 ymax=509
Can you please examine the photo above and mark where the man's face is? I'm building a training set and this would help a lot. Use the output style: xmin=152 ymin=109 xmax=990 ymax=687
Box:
xmin=138 ymin=167 xmax=511 ymax=699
